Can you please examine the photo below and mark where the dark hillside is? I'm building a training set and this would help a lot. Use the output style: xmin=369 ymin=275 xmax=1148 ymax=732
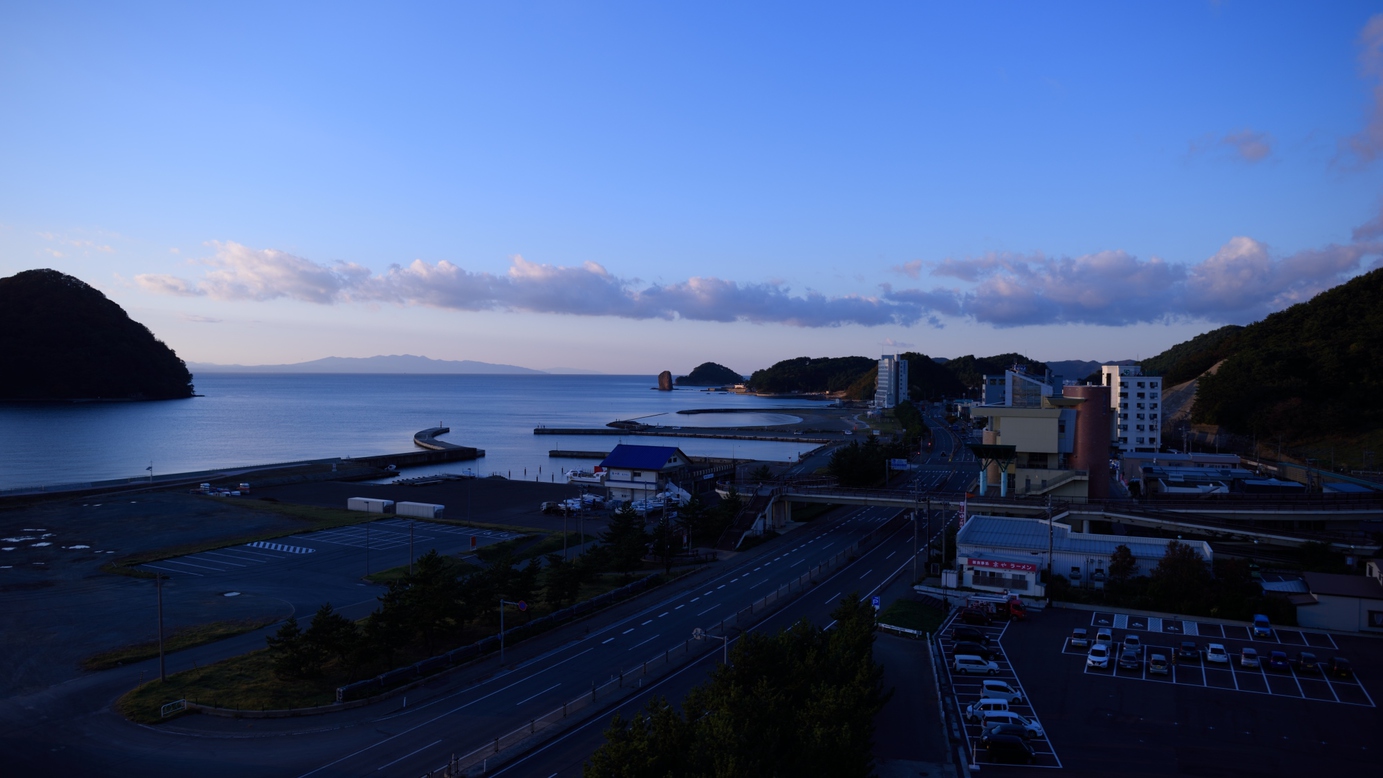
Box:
xmin=1192 ymin=267 xmax=1383 ymax=437
xmin=675 ymin=362 xmax=743 ymax=386
xmin=1142 ymin=325 xmax=1244 ymax=386
xmin=0 ymin=269 xmax=194 ymax=400
xmin=899 ymin=352 xmax=966 ymax=400
xmin=747 ymin=356 xmax=875 ymax=394
xmin=942 ymin=353 xmax=1049 ymax=392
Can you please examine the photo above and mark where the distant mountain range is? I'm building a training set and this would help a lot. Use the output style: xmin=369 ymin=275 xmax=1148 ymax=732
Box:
xmin=187 ymin=354 xmax=592 ymax=374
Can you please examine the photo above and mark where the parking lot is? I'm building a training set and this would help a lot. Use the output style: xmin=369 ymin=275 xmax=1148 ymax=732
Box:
xmin=936 ymin=610 xmax=1062 ymax=768
xmin=1065 ymin=611 xmax=1374 ymax=708
xmin=141 ymin=518 xmax=520 ymax=578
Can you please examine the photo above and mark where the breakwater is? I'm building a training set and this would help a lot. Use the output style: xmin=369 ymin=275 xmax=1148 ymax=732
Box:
xmin=533 ymin=427 xmax=832 ymax=444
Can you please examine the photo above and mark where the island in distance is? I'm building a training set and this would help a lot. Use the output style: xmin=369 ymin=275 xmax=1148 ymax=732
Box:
xmin=675 ymin=361 xmax=745 ymax=386
xmin=0 ymin=268 xmax=194 ymax=401
xmin=187 ymin=354 xmax=600 ymax=375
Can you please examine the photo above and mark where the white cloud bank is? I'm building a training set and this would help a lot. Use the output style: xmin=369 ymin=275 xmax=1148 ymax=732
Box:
xmin=138 ymin=225 xmax=1382 ymax=331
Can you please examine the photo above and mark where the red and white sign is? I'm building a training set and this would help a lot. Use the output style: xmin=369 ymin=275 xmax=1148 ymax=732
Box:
xmin=967 ymin=557 xmax=1037 ymax=573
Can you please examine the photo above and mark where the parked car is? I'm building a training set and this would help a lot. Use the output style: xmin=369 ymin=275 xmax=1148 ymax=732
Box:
xmin=1267 ymin=651 xmax=1290 ymax=673
xmin=1122 ymin=634 xmax=1142 ymax=655
xmin=1252 ymin=614 xmax=1273 ymax=639
xmin=1176 ymin=641 xmax=1200 ymax=663
xmin=1086 ymin=644 xmax=1111 ymax=670
xmin=1095 ymin=628 xmax=1114 ymax=647
xmin=981 ymin=722 xmax=1035 ymax=742
xmin=1069 ymin=628 xmax=1090 ymax=648
xmin=959 ymin=608 xmax=993 ymax=626
xmin=954 ymin=641 xmax=997 ymax=661
xmin=965 ymin=697 xmax=1010 ymax=723
xmin=1240 ymin=647 xmax=1260 ymax=668
xmin=978 ymin=709 xmax=1044 ymax=738
xmin=1329 ymin=657 xmax=1354 ymax=679
xmin=982 ymin=733 xmax=1037 ymax=765
xmin=952 ymin=625 xmax=991 ymax=645
xmin=1292 ymin=651 xmax=1320 ymax=673
xmin=980 ymin=679 xmax=1024 ymax=704
xmin=1118 ymin=647 xmax=1142 ymax=670
xmin=954 ymin=654 xmax=1000 ymax=675
xmin=1149 ymin=653 xmax=1170 ymax=675
xmin=1206 ymin=643 xmax=1229 ymax=664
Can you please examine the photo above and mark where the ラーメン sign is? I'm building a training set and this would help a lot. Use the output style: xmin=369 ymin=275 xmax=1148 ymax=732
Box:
xmin=966 ymin=557 xmax=1037 ymax=573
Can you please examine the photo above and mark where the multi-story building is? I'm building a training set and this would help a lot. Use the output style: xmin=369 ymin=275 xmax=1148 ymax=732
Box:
xmin=1101 ymin=364 xmax=1162 ymax=453
xmin=874 ymin=354 xmax=909 ymax=409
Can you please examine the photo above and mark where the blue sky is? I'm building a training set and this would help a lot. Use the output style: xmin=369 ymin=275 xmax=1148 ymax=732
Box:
xmin=3 ymin=1 xmax=1382 ymax=374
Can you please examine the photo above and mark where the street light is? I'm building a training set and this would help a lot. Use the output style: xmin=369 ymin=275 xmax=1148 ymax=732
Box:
xmin=499 ymin=598 xmax=527 ymax=665
xmin=692 ymin=627 xmax=729 ymax=665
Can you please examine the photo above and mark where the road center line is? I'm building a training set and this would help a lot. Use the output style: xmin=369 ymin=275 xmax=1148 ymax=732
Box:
xmin=859 ymin=568 xmax=873 ymax=579
xmin=827 ymin=591 xmax=842 ymax=603
xmin=629 ymin=634 xmax=660 ymax=651
xmin=641 ymin=620 xmax=653 ymax=626
xmin=622 ymin=628 xmax=635 ymax=635
xmin=675 ymin=604 xmax=685 ymax=610
xmin=697 ymin=605 xmax=718 ymax=616
xmin=602 ymin=637 xmax=615 ymax=644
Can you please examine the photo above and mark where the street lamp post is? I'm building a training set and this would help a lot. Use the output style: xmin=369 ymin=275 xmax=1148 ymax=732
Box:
xmin=499 ymin=598 xmax=528 ymax=666
xmin=692 ymin=627 xmax=729 ymax=665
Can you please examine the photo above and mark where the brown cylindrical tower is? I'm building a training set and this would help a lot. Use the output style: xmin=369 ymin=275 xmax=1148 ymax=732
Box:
xmin=1065 ymin=385 xmax=1112 ymax=499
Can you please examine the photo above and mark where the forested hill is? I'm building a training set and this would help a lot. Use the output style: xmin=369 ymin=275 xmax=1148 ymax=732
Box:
xmin=675 ymin=362 xmax=744 ymax=386
xmin=0 ymin=269 xmax=194 ymax=401
xmin=1191 ymin=267 xmax=1383 ymax=437
xmin=1141 ymin=325 xmax=1244 ymax=386
xmin=747 ymin=356 xmax=876 ymax=395
xmin=938 ymin=353 xmax=1049 ymax=391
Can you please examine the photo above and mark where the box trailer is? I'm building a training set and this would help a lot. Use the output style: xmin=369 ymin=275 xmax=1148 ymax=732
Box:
xmin=396 ymin=501 xmax=444 ymax=519
xmin=347 ymin=497 xmax=395 ymax=514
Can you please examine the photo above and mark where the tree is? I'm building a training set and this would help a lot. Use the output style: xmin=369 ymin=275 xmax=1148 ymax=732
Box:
xmin=675 ymin=493 xmax=707 ymax=546
xmin=602 ymin=504 xmax=649 ymax=579
xmin=650 ymin=513 xmax=678 ymax=574
xmin=1149 ymin=540 xmax=1210 ymax=613
xmin=1108 ymin=544 xmax=1137 ymax=589
xmin=543 ymin=553 xmax=580 ymax=608
xmin=265 ymin=616 xmax=323 ymax=679
xmin=750 ymin=464 xmax=773 ymax=481
xmin=585 ymin=595 xmax=888 ymax=778
xmin=512 ymin=557 xmax=542 ymax=614
xmin=305 ymin=603 xmax=359 ymax=668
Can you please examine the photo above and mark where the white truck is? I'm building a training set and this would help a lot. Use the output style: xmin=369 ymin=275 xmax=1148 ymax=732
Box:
xmin=396 ymin=501 xmax=444 ymax=519
xmin=347 ymin=497 xmax=395 ymax=514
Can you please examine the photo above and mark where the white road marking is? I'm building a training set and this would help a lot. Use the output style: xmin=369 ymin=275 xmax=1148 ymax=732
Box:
xmin=697 ymin=605 xmax=718 ymax=616
xmin=629 ymin=634 xmax=659 ymax=651
xmin=827 ymin=591 xmax=842 ymax=603
xmin=515 ymin=683 xmax=561 ymax=707
xmin=376 ymin=739 xmax=442 ymax=771
xmin=622 ymin=628 xmax=635 ymax=635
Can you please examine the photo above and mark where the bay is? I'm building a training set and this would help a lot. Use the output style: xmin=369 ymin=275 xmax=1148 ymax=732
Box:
xmin=0 ymin=374 xmax=827 ymax=491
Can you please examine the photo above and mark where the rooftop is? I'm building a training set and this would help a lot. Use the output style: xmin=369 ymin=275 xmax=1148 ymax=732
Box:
xmin=1303 ymin=571 xmax=1383 ymax=601
xmin=958 ymin=515 xmax=1212 ymax=559
xmin=599 ymin=444 xmax=689 ymax=471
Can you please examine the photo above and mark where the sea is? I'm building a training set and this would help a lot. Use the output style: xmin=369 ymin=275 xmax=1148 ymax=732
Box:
xmin=0 ymin=374 xmax=829 ymax=492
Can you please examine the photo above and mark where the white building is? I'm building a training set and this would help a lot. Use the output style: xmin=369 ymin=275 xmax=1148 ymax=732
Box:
xmin=955 ymin=514 xmax=1213 ymax=597
xmin=874 ymin=354 xmax=909 ymax=409
xmin=1101 ymin=364 xmax=1162 ymax=453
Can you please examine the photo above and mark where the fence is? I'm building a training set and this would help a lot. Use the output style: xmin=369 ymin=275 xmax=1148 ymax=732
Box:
xmin=431 ymin=513 xmax=909 ymax=777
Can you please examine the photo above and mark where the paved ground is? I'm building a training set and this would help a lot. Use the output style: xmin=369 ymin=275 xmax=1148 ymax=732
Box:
xmin=998 ymin=606 xmax=1383 ymax=777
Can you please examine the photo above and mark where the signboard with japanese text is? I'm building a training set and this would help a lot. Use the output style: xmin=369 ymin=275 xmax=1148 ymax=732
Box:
xmin=966 ymin=557 xmax=1038 ymax=573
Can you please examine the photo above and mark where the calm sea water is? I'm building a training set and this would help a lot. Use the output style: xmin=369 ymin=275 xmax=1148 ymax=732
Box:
xmin=0 ymin=374 xmax=826 ymax=491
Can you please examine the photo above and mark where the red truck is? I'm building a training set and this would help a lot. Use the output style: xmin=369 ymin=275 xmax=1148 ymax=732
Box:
xmin=967 ymin=594 xmax=1028 ymax=621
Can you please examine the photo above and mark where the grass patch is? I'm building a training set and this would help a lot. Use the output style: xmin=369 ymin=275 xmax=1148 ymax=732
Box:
xmin=83 ymin=617 xmax=281 ymax=671
xmin=118 ymin=569 xmax=678 ymax=723
xmin=365 ymin=555 xmax=481 ymax=585
xmin=877 ymin=598 xmax=946 ymax=635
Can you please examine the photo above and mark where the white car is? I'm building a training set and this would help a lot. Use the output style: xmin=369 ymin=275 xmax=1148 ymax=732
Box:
xmin=1206 ymin=643 xmax=1229 ymax=664
xmin=979 ymin=709 xmax=1045 ymax=738
xmin=980 ymin=679 xmax=1025 ymax=704
xmin=1240 ymin=647 xmax=1260 ymax=668
xmin=1070 ymin=628 xmax=1090 ymax=648
xmin=1086 ymin=644 xmax=1111 ymax=669
xmin=1122 ymin=634 xmax=1142 ymax=655
xmin=1095 ymin=628 xmax=1114 ymax=647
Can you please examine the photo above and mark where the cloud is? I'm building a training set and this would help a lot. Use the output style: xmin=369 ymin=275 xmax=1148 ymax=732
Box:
xmin=1221 ymin=129 xmax=1273 ymax=162
xmin=1356 ymin=205 xmax=1383 ymax=241
xmin=1342 ymin=14 xmax=1383 ymax=166
xmin=881 ymin=337 xmax=915 ymax=350
xmin=181 ymin=314 xmax=222 ymax=323
xmin=1188 ymin=129 xmax=1274 ymax=164
xmin=883 ymin=233 xmax=1380 ymax=328
xmin=890 ymin=260 xmax=923 ymax=278
xmin=139 ymin=242 xmax=942 ymax=328
xmin=37 ymin=231 xmax=114 ymax=253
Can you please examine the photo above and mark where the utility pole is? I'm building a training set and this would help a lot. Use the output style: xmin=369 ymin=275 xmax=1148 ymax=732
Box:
xmin=409 ymin=519 xmax=415 ymax=576
xmin=499 ymin=599 xmax=527 ymax=665
xmin=1045 ymin=494 xmax=1054 ymax=597
xmin=156 ymin=574 xmax=166 ymax=682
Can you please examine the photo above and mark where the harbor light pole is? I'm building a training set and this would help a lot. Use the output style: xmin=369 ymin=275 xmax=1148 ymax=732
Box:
xmin=499 ymin=599 xmax=527 ymax=665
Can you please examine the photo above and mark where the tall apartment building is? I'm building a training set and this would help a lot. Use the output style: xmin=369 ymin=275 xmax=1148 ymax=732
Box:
xmin=874 ymin=354 xmax=909 ymax=409
xmin=1101 ymin=364 xmax=1162 ymax=453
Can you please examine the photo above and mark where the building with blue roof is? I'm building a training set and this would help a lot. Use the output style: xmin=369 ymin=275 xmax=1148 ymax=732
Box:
xmin=598 ymin=444 xmax=693 ymax=504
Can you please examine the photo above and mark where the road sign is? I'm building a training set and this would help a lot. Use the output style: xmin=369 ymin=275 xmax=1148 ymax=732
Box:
xmin=470 ymin=535 xmax=477 ymax=551
xmin=871 ymin=596 xmax=881 ymax=611
xmin=517 ymin=600 xmax=528 ymax=612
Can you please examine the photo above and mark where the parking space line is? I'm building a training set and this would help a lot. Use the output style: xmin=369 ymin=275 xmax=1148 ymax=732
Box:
xmin=158 ymin=558 xmax=225 ymax=572
xmin=143 ymin=563 xmax=202 ymax=577
xmin=188 ymin=554 xmax=246 ymax=567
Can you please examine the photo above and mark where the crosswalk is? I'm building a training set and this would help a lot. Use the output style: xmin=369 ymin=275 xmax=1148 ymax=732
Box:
xmin=246 ymin=541 xmax=316 ymax=554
